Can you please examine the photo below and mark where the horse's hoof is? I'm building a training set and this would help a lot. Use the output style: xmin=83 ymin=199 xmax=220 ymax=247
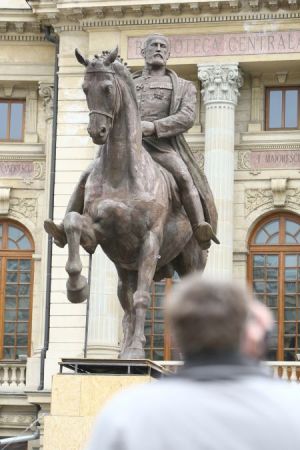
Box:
xmin=44 ymin=219 xmax=67 ymax=248
xmin=121 ymin=347 xmax=145 ymax=359
xmin=66 ymin=275 xmax=89 ymax=303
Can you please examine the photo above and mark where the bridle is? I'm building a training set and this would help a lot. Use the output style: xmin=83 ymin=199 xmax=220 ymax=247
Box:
xmin=87 ymin=69 xmax=122 ymax=127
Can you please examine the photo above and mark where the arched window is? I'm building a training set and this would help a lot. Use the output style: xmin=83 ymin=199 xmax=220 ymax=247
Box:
xmin=0 ymin=220 xmax=34 ymax=360
xmin=248 ymin=213 xmax=300 ymax=361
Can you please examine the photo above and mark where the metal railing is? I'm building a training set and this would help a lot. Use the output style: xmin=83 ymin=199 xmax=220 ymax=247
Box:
xmin=0 ymin=361 xmax=26 ymax=391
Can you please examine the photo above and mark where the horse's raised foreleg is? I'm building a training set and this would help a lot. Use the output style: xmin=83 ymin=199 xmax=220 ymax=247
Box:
xmin=123 ymin=231 xmax=160 ymax=359
xmin=64 ymin=212 xmax=89 ymax=303
xmin=116 ymin=267 xmax=137 ymax=358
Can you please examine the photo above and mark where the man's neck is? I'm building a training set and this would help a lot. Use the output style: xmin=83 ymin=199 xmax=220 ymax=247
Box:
xmin=185 ymin=350 xmax=245 ymax=367
xmin=144 ymin=64 xmax=167 ymax=77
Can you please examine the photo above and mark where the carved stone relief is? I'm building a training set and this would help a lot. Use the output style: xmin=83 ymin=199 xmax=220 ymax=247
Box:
xmin=0 ymin=414 xmax=36 ymax=426
xmin=237 ymin=150 xmax=251 ymax=170
xmin=237 ymin=148 xmax=300 ymax=171
xmin=3 ymin=85 xmax=14 ymax=97
xmin=245 ymin=189 xmax=273 ymax=215
xmin=38 ymin=82 xmax=54 ymax=118
xmin=286 ymin=189 xmax=300 ymax=208
xmin=245 ymin=188 xmax=300 ymax=215
xmin=32 ymin=161 xmax=45 ymax=181
xmin=9 ymin=198 xmax=37 ymax=220
xmin=198 ymin=63 xmax=244 ymax=105
xmin=271 ymin=178 xmax=287 ymax=207
xmin=0 ymin=160 xmax=45 ymax=185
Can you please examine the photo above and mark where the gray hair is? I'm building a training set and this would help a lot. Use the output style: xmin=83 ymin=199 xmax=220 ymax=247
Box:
xmin=167 ymin=274 xmax=250 ymax=358
xmin=142 ymin=34 xmax=170 ymax=50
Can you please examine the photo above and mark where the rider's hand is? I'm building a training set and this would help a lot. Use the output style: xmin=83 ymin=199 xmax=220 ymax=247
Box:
xmin=141 ymin=121 xmax=155 ymax=137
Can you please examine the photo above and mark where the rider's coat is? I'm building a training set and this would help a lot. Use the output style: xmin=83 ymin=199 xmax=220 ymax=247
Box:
xmin=133 ymin=68 xmax=218 ymax=232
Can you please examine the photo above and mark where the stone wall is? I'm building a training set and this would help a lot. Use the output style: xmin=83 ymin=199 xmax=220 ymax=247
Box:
xmin=44 ymin=374 xmax=152 ymax=450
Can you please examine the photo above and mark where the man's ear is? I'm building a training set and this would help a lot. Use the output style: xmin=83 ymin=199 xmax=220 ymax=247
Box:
xmin=141 ymin=47 xmax=145 ymax=58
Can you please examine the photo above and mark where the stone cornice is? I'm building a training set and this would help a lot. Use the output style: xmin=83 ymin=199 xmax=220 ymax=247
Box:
xmin=27 ymin=0 xmax=300 ymax=13
xmin=198 ymin=63 xmax=243 ymax=105
xmin=237 ymin=143 xmax=300 ymax=150
xmin=0 ymin=7 xmax=42 ymax=35
xmin=0 ymin=154 xmax=45 ymax=160
xmin=57 ymin=11 xmax=300 ymax=31
xmin=0 ymin=1 xmax=299 ymax=35
xmin=24 ymin=0 xmax=300 ymax=30
xmin=0 ymin=34 xmax=45 ymax=41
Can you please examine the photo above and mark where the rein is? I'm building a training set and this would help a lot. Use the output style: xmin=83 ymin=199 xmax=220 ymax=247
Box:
xmin=88 ymin=72 xmax=122 ymax=127
xmin=89 ymin=110 xmax=114 ymax=119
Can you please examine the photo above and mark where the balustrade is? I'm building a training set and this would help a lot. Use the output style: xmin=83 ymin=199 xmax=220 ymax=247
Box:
xmin=158 ymin=361 xmax=300 ymax=381
xmin=0 ymin=361 xmax=26 ymax=391
xmin=265 ymin=362 xmax=300 ymax=382
xmin=0 ymin=361 xmax=299 ymax=389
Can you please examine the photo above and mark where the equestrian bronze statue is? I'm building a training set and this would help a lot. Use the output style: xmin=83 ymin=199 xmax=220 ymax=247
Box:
xmin=44 ymin=34 xmax=219 ymax=359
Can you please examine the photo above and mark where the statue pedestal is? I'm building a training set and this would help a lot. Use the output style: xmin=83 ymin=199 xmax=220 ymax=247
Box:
xmin=43 ymin=360 xmax=161 ymax=450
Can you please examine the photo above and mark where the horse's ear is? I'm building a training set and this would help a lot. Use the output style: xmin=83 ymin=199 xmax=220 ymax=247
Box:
xmin=104 ymin=46 xmax=118 ymax=66
xmin=75 ymin=48 xmax=89 ymax=67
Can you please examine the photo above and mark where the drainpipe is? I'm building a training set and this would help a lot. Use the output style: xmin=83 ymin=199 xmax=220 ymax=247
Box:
xmin=0 ymin=430 xmax=40 ymax=448
xmin=38 ymin=26 xmax=59 ymax=390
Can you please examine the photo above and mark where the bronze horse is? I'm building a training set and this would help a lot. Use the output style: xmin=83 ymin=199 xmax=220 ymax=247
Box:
xmin=63 ymin=47 xmax=207 ymax=358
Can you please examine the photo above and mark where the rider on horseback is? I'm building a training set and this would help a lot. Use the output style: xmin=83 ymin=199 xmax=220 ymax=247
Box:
xmin=45 ymin=34 xmax=219 ymax=250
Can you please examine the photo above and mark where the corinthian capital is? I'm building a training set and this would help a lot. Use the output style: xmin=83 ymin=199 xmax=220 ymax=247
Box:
xmin=198 ymin=63 xmax=243 ymax=105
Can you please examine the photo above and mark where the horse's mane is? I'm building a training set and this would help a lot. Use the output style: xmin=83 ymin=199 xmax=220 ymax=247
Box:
xmin=91 ymin=51 xmax=138 ymax=109
xmin=113 ymin=61 xmax=139 ymax=109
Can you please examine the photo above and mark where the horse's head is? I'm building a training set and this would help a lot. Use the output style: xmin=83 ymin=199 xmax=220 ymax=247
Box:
xmin=75 ymin=47 xmax=122 ymax=145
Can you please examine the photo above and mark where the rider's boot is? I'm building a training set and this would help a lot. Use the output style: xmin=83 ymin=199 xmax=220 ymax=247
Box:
xmin=193 ymin=222 xmax=220 ymax=250
xmin=44 ymin=219 xmax=67 ymax=248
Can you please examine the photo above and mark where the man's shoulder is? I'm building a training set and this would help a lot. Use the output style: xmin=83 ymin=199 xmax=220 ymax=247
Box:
xmin=259 ymin=376 xmax=300 ymax=397
xmin=132 ymin=70 xmax=143 ymax=81
xmin=93 ymin=375 xmax=300 ymax=438
xmin=106 ymin=374 xmax=300 ymax=407
xmin=167 ymin=69 xmax=196 ymax=96
xmin=132 ymin=69 xmax=194 ymax=91
xmin=167 ymin=69 xmax=193 ymax=85
xmin=101 ymin=378 xmax=191 ymax=409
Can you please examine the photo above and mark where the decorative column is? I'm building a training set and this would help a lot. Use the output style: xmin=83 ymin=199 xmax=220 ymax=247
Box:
xmin=198 ymin=63 xmax=243 ymax=279
xmin=87 ymin=246 xmax=121 ymax=358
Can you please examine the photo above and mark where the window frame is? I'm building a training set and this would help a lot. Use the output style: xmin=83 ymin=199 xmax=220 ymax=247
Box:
xmin=0 ymin=98 xmax=26 ymax=142
xmin=265 ymin=86 xmax=300 ymax=131
xmin=0 ymin=220 xmax=34 ymax=360
xmin=144 ymin=278 xmax=181 ymax=361
xmin=248 ymin=213 xmax=300 ymax=361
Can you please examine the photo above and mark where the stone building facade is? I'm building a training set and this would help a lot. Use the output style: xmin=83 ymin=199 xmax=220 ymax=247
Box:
xmin=1 ymin=0 xmax=300 ymax=447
